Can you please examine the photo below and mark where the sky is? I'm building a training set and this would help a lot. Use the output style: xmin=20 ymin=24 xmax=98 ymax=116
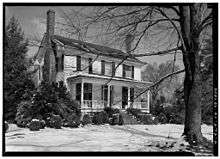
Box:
xmin=5 ymin=6 xmax=184 ymax=70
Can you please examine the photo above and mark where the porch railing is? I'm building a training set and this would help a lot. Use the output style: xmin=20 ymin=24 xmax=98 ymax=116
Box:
xmin=80 ymin=100 xmax=149 ymax=113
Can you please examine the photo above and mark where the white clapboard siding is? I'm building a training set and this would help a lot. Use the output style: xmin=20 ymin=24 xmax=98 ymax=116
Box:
xmin=134 ymin=67 xmax=141 ymax=81
xmin=64 ymin=56 xmax=77 ymax=70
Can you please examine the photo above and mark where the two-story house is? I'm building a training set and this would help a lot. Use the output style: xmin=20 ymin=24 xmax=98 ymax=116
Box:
xmin=33 ymin=10 xmax=152 ymax=114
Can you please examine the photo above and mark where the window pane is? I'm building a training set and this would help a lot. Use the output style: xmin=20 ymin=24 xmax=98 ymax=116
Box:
xmin=105 ymin=62 xmax=112 ymax=76
xmin=123 ymin=64 xmax=132 ymax=78
xmin=93 ymin=60 xmax=101 ymax=74
xmin=81 ymin=57 xmax=89 ymax=73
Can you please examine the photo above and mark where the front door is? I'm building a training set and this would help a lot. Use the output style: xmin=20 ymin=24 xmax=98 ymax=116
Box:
xmin=101 ymin=85 xmax=108 ymax=107
xmin=122 ymin=87 xmax=128 ymax=109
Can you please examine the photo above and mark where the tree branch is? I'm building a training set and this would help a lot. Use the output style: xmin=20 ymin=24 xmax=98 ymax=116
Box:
xmin=134 ymin=69 xmax=185 ymax=100
xmin=130 ymin=46 xmax=182 ymax=57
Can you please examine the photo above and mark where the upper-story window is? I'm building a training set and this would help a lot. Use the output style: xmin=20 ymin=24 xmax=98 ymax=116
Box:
xmin=101 ymin=60 xmax=115 ymax=76
xmin=81 ymin=57 xmax=89 ymax=73
xmin=123 ymin=64 xmax=134 ymax=79
xmin=105 ymin=61 xmax=113 ymax=76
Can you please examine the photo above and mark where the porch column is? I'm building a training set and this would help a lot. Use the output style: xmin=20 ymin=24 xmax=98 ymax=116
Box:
xmin=147 ymin=90 xmax=150 ymax=113
xmin=127 ymin=87 xmax=130 ymax=109
xmin=81 ymin=82 xmax=84 ymax=108
xmin=107 ymin=85 xmax=111 ymax=107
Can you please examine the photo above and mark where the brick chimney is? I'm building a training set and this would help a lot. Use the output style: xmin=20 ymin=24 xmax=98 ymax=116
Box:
xmin=43 ymin=9 xmax=56 ymax=84
xmin=125 ymin=34 xmax=134 ymax=54
xmin=46 ymin=9 xmax=55 ymax=36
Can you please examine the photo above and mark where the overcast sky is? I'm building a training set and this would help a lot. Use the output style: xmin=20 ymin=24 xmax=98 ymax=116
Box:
xmin=5 ymin=6 xmax=184 ymax=70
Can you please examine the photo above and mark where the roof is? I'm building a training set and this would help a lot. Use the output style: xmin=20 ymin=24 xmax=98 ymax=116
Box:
xmin=51 ymin=35 xmax=145 ymax=64
xmin=33 ymin=33 xmax=47 ymax=63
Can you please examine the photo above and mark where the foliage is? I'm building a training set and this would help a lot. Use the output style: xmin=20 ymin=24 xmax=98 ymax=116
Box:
xmin=65 ymin=114 xmax=81 ymax=128
xmin=104 ymin=107 xmax=119 ymax=118
xmin=15 ymin=81 xmax=81 ymax=128
xmin=138 ymin=114 xmax=158 ymax=125
xmin=126 ymin=108 xmax=141 ymax=117
xmin=127 ymin=108 xmax=159 ymax=124
xmin=28 ymin=119 xmax=45 ymax=131
xmin=4 ymin=16 xmax=35 ymax=121
xmin=46 ymin=114 xmax=62 ymax=129
xmin=118 ymin=114 xmax=124 ymax=125
xmin=82 ymin=114 xmax=92 ymax=125
xmin=92 ymin=111 xmax=109 ymax=125
xmin=15 ymin=101 xmax=33 ymax=127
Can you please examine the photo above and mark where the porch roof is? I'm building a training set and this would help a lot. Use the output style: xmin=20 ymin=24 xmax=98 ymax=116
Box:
xmin=66 ymin=72 xmax=152 ymax=88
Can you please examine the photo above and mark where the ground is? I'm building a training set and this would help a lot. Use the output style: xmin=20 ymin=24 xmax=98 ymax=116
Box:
xmin=5 ymin=124 xmax=213 ymax=155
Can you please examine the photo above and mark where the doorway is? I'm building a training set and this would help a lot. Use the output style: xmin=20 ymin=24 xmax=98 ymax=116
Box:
xmin=122 ymin=87 xmax=128 ymax=109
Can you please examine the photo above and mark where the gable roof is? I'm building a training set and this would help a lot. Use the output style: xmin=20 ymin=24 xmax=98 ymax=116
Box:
xmin=51 ymin=35 xmax=145 ymax=64
xmin=33 ymin=33 xmax=47 ymax=63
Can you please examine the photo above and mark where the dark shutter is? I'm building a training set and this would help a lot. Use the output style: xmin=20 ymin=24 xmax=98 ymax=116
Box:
xmin=55 ymin=57 xmax=59 ymax=72
xmin=131 ymin=66 xmax=134 ymax=79
xmin=130 ymin=88 xmax=134 ymax=103
xmin=112 ymin=62 xmax=115 ymax=76
xmin=122 ymin=64 xmax=126 ymax=78
xmin=89 ymin=58 xmax=93 ymax=74
xmin=101 ymin=60 xmax=105 ymax=75
xmin=77 ymin=56 xmax=81 ymax=71
xmin=61 ymin=54 xmax=64 ymax=71
xmin=76 ymin=83 xmax=81 ymax=102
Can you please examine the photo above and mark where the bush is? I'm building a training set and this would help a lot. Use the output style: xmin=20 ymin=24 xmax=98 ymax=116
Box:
xmin=29 ymin=119 xmax=45 ymax=131
xmin=109 ymin=113 xmax=124 ymax=125
xmin=82 ymin=114 xmax=92 ymax=125
xmin=15 ymin=101 xmax=33 ymax=127
xmin=104 ymin=107 xmax=119 ymax=118
xmin=47 ymin=114 xmax=62 ymax=129
xmin=118 ymin=114 xmax=124 ymax=125
xmin=65 ymin=114 xmax=80 ymax=128
xmin=126 ymin=108 xmax=141 ymax=117
xmin=92 ymin=111 xmax=109 ymax=125
xmin=157 ymin=113 xmax=168 ymax=124
xmin=138 ymin=114 xmax=157 ymax=125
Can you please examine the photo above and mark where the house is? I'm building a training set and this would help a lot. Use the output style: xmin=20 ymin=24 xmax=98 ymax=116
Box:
xmin=33 ymin=10 xmax=152 ymax=114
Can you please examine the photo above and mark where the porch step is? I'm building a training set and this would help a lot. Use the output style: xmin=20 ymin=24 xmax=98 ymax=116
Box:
xmin=120 ymin=111 xmax=142 ymax=125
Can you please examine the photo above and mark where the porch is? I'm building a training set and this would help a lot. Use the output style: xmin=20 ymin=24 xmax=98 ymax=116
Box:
xmin=66 ymin=74 xmax=151 ymax=113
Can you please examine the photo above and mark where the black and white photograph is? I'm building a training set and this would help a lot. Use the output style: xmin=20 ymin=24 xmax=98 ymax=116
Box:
xmin=2 ymin=2 xmax=218 ymax=156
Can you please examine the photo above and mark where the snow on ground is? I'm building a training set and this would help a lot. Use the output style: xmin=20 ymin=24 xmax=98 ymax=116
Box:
xmin=5 ymin=124 xmax=213 ymax=153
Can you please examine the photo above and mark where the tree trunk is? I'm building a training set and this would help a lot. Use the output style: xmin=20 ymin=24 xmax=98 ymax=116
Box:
xmin=180 ymin=4 xmax=205 ymax=144
xmin=183 ymin=64 xmax=203 ymax=144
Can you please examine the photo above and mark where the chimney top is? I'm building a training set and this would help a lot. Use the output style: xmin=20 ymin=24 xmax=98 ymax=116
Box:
xmin=46 ymin=9 xmax=55 ymax=36
xmin=47 ymin=9 xmax=55 ymax=14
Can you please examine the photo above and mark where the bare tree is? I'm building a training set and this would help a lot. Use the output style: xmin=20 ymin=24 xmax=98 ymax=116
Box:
xmin=142 ymin=61 xmax=181 ymax=105
xmin=59 ymin=4 xmax=213 ymax=145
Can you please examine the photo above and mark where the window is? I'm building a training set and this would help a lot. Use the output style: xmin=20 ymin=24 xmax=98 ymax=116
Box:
xmin=93 ymin=60 xmax=101 ymax=74
xmin=81 ymin=57 xmax=89 ymax=73
xmin=105 ymin=61 xmax=112 ymax=76
xmin=84 ymin=83 xmax=92 ymax=101
xmin=123 ymin=64 xmax=132 ymax=78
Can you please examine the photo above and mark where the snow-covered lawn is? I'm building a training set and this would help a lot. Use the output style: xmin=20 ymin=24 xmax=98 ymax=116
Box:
xmin=5 ymin=124 xmax=213 ymax=154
